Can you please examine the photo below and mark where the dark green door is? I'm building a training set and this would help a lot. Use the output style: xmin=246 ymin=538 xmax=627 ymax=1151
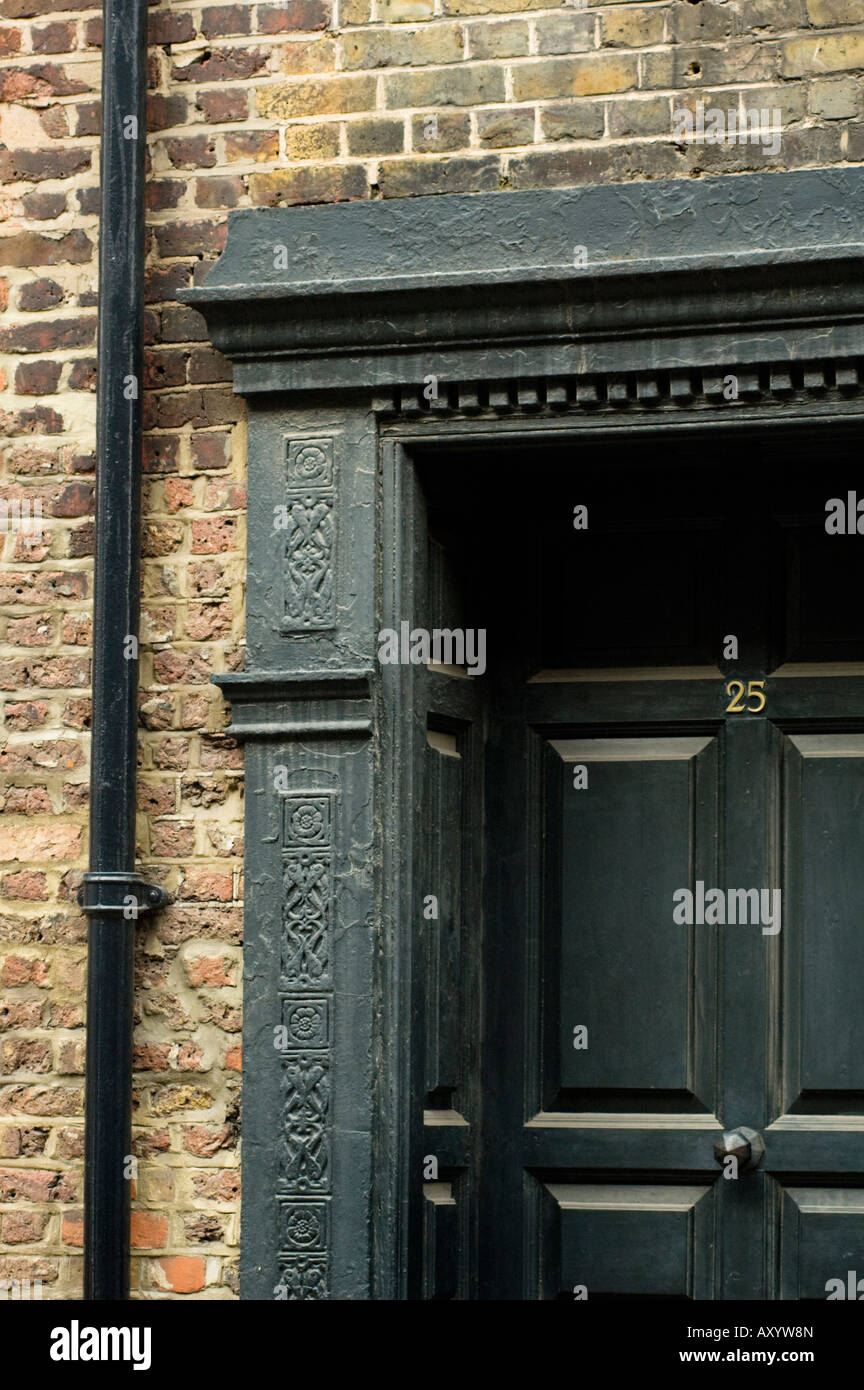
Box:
xmin=416 ymin=434 xmax=864 ymax=1299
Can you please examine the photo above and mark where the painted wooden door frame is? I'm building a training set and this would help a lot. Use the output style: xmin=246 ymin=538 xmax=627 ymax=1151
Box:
xmin=180 ymin=167 xmax=864 ymax=1300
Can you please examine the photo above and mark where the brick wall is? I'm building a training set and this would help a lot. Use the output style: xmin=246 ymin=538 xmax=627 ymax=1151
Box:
xmin=1 ymin=0 xmax=863 ymax=1299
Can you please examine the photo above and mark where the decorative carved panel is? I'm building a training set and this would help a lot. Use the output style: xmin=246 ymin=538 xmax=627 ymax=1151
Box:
xmin=282 ymin=439 xmax=336 ymax=632
xmin=277 ymin=790 xmax=336 ymax=1297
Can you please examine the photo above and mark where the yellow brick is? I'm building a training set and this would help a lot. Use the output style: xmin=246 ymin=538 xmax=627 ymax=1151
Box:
xmin=280 ymin=39 xmax=338 ymax=76
xmin=782 ymin=32 xmax=864 ymax=77
xmin=806 ymin=0 xmax=864 ymax=24
xmin=342 ymin=23 xmax=463 ymax=70
xmin=377 ymin=0 xmax=434 ymax=18
xmin=443 ymin=0 xmax=550 ymax=14
xmin=602 ymin=6 xmax=666 ymax=48
xmin=256 ymin=75 xmax=377 ymax=120
xmin=283 ymin=123 xmax=342 ymax=159
xmin=512 ymin=53 xmax=637 ymax=102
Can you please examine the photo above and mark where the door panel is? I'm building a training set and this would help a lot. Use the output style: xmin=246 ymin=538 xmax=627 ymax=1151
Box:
xmin=409 ymin=437 xmax=864 ymax=1299
xmin=781 ymin=1189 xmax=864 ymax=1300
xmin=541 ymin=1182 xmax=715 ymax=1300
xmin=545 ymin=734 xmax=717 ymax=1108
xmin=782 ymin=734 xmax=864 ymax=1106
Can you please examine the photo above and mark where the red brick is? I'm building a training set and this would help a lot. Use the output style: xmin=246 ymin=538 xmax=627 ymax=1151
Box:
xmin=186 ymin=602 xmax=232 ymax=640
xmin=0 ymin=232 xmax=91 ymax=272
xmin=156 ymin=1254 xmax=205 ymax=1292
xmin=145 ymin=264 xmax=192 ymax=305
xmin=137 ymin=782 xmax=176 ymax=816
xmin=259 ymin=0 xmax=329 ymax=32
xmin=0 ymin=1002 xmax=43 ymax=1032
xmin=7 ymin=405 xmax=64 ymax=439
xmin=30 ymin=19 xmax=73 ymax=51
xmin=55 ymin=1127 xmax=84 ymax=1159
xmin=0 ymin=147 xmax=90 ymax=183
xmin=178 ymin=869 xmax=233 ymax=903
xmin=14 ymin=360 xmax=61 ymax=395
xmin=188 ymin=347 xmax=232 ymax=384
xmin=142 ymin=435 xmax=180 ymax=476
xmin=195 ymin=88 xmax=248 ymax=122
xmin=199 ymin=737 xmax=243 ymax=771
xmin=185 ymin=1214 xmax=223 ymax=1242
xmin=191 ymin=432 xmax=231 ymax=471
xmin=133 ymin=1044 xmax=172 ymax=1073
xmin=1 ymin=1038 xmax=51 ymax=1073
xmin=171 ymin=47 xmax=268 ymax=83
xmin=5 ymin=0 xmax=89 ymax=16
xmin=61 ymin=700 xmax=90 ymax=733
xmin=0 ymin=1167 xmax=74 ymax=1201
xmin=5 ymin=787 xmax=53 ymax=814
xmin=68 ymin=358 xmax=96 ymax=392
xmin=177 ymin=1042 xmax=206 ymax=1071
xmin=147 ymin=93 xmax=188 ymax=131
xmin=17 ymin=278 xmax=64 ymax=312
xmin=161 ymin=303 xmax=207 ymax=343
xmin=153 ymin=651 xmax=212 ymax=685
xmin=5 ymin=613 xmax=53 ymax=647
xmin=2 ymin=872 xmax=48 ymax=901
xmin=191 ymin=1170 xmax=239 ymax=1201
xmin=184 ymin=954 xmax=235 ymax=987
xmin=142 ymin=520 xmax=184 ymax=558
xmin=143 ymin=349 xmax=188 ymax=391
xmin=161 ymin=134 xmax=217 ymax=170
xmin=148 ymin=9 xmax=196 ymax=44
xmin=0 ymin=64 xmax=88 ymax=101
xmin=0 ymin=570 xmax=86 ymax=605
xmin=51 ymin=481 xmax=93 ymax=517
xmin=0 ymin=313 xmax=95 ymax=350
xmin=201 ymin=5 xmax=251 ymax=37
xmin=29 ymin=108 xmax=68 ymax=143
xmin=194 ymin=176 xmax=245 ymax=210
xmin=62 ymin=1214 xmax=83 ymax=1246
xmin=1 ymin=955 xmax=50 ymax=987
xmin=0 ymin=738 xmax=83 ymax=772
xmin=2 ymin=1211 xmax=46 ymax=1243
xmin=154 ymin=219 xmax=227 ymax=257
xmin=21 ymin=190 xmax=66 ymax=219
xmin=146 ymin=179 xmax=186 ymax=212
xmin=191 ymin=517 xmax=237 ymax=553
xmin=164 ymin=478 xmax=195 ymax=510
xmin=66 ymin=524 xmax=94 ymax=558
xmin=182 ymin=1123 xmax=233 ymax=1156
xmin=130 ymin=1211 xmax=168 ymax=1249
xmin=4 ymin=701 xmax=49 ymax=731
xmin=150 ymin=822 xmax=195 ymax=857
xmin=47 ymin=1003 xmax=83 ymax=1029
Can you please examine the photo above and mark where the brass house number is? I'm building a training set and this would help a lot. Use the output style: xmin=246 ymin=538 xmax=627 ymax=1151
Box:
xmin=725 ymin=679 xmax=766 ymax=714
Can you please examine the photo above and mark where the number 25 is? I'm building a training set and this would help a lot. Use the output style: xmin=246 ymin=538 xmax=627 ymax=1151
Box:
xmin=725 ymin=679 xmax=766 ymax=714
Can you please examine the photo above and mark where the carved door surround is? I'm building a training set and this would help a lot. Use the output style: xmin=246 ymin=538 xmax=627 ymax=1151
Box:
xmin=180 ymin=167 xmax=864 ymax=1299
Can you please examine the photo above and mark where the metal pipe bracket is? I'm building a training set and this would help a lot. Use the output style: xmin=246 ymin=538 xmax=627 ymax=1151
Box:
xmin=76 ymin=872 xmax=171 ymax=918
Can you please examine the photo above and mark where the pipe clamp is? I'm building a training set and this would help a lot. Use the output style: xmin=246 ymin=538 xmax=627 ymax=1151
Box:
xmin=76 ymin=872 xmax=171 ymax=918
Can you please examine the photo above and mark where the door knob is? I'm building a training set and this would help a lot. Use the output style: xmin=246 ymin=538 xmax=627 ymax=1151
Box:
xmin=713 ymin=1127 xmax=765 ymax=1173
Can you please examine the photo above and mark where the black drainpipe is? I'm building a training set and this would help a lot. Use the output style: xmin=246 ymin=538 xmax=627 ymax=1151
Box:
xmin=77 ymin=0 xmax=168 ymax=1300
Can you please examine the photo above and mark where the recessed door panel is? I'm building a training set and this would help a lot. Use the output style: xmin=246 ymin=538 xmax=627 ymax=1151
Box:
xmin=545 ymin=735 xmax=718 ymax=1108
xmin=781 ymin=1188 xmax=864 ymax=1300
xmin=541 ymin=1182 xmax=715 ymax=1300
xmin=783 ymin=734 xmax=864 ymax=1110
